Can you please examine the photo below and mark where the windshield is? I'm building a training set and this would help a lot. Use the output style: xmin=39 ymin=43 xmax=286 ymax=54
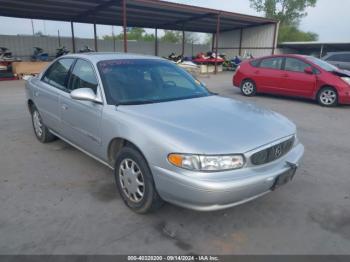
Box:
xmin=305 ymin=56 xmax=338 ymax=72
xmin=98 ymin=59 xmax=211 ymax=105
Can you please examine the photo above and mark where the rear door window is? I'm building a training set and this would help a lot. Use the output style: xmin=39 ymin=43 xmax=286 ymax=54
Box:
xmin=259 ymin=57 xmax=283 ymax=70
xmin=42 ymin=58 xmax=75 ymax=91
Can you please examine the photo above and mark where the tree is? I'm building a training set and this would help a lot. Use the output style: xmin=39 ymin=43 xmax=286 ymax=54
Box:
xmin=279 ymin=25 xmax=318 ymax=42
xmin=160 ymin=30 xmax=182 ymax=43
xmin=250 ymin=0 xmax=317 ymax=25
xmin=249 ymin=0 xmax=318 ymax=42
xmin=102 ymin=27 xmax=155 ymax=42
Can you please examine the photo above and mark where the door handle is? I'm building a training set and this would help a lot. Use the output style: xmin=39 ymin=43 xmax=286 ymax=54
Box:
xmin=254 ymin=70 xmax=260 ymax=74
xmin=282 ymin=73 xmax=289 ymax=77
xmin=61 ymin=104 xmax=68 ymax=110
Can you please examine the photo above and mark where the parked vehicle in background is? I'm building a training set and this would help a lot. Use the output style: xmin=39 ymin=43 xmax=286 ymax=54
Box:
xmin=25 ymin=53 xmax=304 ymax=213
xmin=322 ymin=52 xmax=350 ymax=71
xmin=31 ymin=47 xmax=49 ymax=61
xmin=79 ymin=45 xmax=94 ymax=53
xmin=0 ymin=47 xmax=20 ymax=62
xmin=233 ymin=54 xmax=350 ymax=107
xmin=56 ymin=46 xmax=70 ymax=58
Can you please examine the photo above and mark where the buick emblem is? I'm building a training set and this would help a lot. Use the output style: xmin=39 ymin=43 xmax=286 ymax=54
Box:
xmin=274 ymin=145 xmax=282 ymax=158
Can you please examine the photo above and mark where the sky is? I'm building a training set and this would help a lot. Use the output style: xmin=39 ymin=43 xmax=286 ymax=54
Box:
xmin=0 ymin=0 xmax=349 ymax=42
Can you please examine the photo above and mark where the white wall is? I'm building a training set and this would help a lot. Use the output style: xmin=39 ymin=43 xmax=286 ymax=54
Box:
xmin=215 ymin=23 xmax=277 ymax=58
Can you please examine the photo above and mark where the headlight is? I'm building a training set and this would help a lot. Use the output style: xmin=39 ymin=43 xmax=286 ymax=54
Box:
xmin=168 ymin=153 xmax=245 ymax=171
xmin=341 ymin=77 xmax=350 ymax=85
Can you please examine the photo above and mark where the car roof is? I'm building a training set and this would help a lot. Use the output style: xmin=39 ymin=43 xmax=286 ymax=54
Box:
xmin=61 ymin=52 xmax=164 ymax=63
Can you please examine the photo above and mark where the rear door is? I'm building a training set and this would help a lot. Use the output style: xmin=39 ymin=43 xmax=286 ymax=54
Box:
xmin=59 ymin=58 xmax=104 ymax=157
xmin=252 ymin=57 xmax=284 ymax=93
xmin=281 ymin=57 xmax=316 ymax=97
xmin=35 ymin=58 xmax=75 ymax=132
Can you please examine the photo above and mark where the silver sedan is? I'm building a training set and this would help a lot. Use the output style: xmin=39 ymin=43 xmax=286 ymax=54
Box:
xmin=25 ymin=53 xmax=304 ymax=213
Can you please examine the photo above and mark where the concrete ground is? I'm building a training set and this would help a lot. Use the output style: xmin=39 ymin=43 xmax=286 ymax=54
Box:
xmin=0 ymin=73 xmax=349 ymax=255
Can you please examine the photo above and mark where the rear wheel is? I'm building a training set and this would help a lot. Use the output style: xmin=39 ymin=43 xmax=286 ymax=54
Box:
xmin=317 ymin=87 xmax=338 ymax=107
xmin=240 ymin=79 xmax=256 ymax=96
xmin=31 ymin=105 xmax=56 ymax=143
xmin=114 ymin=147 xmax=163 ymax=213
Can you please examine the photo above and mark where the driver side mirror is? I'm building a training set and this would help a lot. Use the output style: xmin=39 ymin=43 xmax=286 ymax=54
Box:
xmin=304 ymin=67 xmax=314 ymax=74
xmin=70 ymin=88 xmax=102 ymax=104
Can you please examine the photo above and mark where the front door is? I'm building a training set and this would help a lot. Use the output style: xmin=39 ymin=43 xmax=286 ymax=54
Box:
xmin=281 ymin=57 xmax=316 ymax=97
xmin=59 ymin=59 xmax=103 ymax=157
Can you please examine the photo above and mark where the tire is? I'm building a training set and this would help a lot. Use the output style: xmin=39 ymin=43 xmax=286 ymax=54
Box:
xmin=30 ymin=105 xmax=56 ymax=143
xmin=114 ymin=146 xmax=164 ymax=213
xmin=317 ymin=87 xmax=338 ymax=107
xmin=240 ymin=79 xmax=257 ymax=96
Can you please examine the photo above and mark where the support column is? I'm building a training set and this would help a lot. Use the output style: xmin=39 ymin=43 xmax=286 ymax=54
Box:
xmin=112 ymin=26 xmax=116 ymax=52
xmin=272 ymin=22 xmax=279 ymax=55
xmin=214 ymin=13 xmax=221 ymax=74
xmin=94 ymin=23 xmax=98 ymax=52
xmin=182 ymin=29 xmax=185 ymax=56
xmin=58 ymin=30 xmax=61 ymax=47
xmin=320 ymin=44 xmax=324 ymax=58
xmin=239 ymin=28 xmax=243 ymax=56
xmin=155 ymin=28 xmax=158 ymax=56
xmin=70 ymin=22 xmax=76 ymax=53
xmin=211 ymin=33 xmax=215 ymax=52
xmin=122 ymin=0 xmax=127 ymax=53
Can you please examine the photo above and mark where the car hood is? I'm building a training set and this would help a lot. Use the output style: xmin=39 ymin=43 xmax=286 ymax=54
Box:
xmin=118 ymin=96 xmax=296 ymax=154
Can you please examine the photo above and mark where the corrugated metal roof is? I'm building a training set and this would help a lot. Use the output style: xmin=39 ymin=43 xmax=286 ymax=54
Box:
xmin=0 ymin=0 xmax=276 ymax=33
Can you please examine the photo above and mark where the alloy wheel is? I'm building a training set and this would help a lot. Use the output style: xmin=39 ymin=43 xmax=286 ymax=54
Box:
xmin=242 ymin=81 xmax=255 ymax=95
xmin=320 ymin=89 xmax=337 ymax=106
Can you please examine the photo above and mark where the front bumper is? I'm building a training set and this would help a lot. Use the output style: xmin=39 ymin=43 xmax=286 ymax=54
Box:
xmin=151 ymin=143 xmax=304 ymax=211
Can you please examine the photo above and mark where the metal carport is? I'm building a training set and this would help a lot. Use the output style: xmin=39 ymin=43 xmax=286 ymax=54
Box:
xmin=0 ymin=0 xmax=278 ymax=72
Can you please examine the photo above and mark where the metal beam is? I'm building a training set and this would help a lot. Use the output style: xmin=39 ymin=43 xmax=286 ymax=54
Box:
xmin=70 ymin=21 xmax=76 ymax=53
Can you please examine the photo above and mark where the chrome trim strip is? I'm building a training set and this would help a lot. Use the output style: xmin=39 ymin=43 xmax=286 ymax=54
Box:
xmin=49 ymin=129 xmax=114 ymax=170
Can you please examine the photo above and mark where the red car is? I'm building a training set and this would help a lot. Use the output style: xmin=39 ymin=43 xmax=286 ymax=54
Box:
xmin=233 ymin=54 xmax=350 ymax=106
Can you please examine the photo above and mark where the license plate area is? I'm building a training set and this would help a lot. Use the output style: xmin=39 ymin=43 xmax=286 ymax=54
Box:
xmin=272 ymin=168 xmax=297 ymax=190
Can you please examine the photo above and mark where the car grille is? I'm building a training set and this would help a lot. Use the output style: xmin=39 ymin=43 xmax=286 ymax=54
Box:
xmin=251 ymin=137 xmax=295 ymax=165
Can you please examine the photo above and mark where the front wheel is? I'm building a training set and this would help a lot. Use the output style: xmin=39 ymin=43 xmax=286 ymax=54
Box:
xmin=114 ymin=147 xmax=163 ymax=213
xmin=317 ymin=87 xmax=338 ymax=107
xmin=240 ymin=79 xmax=257 ymax=96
